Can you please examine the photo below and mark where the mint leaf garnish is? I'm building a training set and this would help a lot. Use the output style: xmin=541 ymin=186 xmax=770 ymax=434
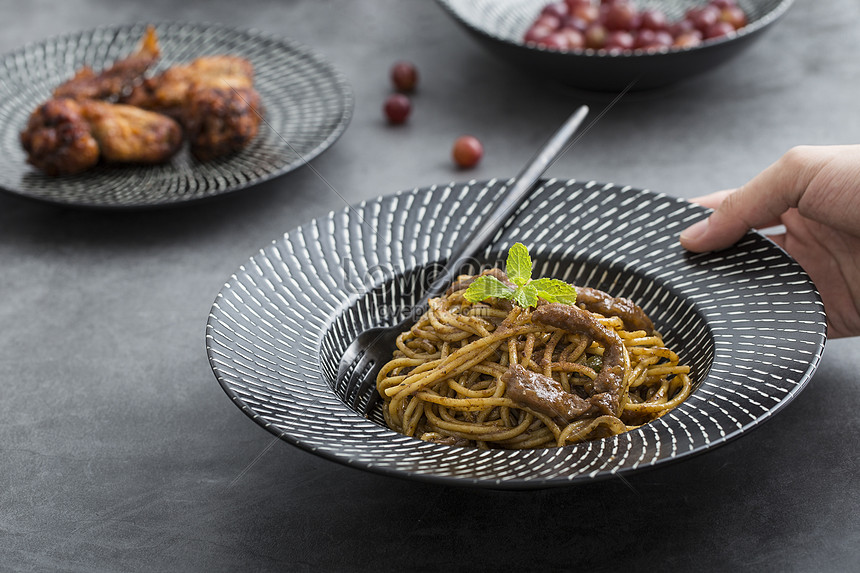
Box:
xmin=531 ymin=278 xmax=578 ymax=305
xmin=463 ymin=275 xmax=515 ymax=303
xmin=461 ymin=244 xmax=577 ymax=309
xmin=505 ymin=242 xmax=532 ymax=287
xmin=512 ymin=283 xmax=539 ymax=308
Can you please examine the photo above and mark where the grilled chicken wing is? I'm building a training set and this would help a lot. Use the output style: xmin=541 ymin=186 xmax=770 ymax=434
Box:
xmin=53 ymin=26 xmax=160 ymax=101
xmin=124 ymin=55 xmax=261 ymax=159
xmin=19 ymin=98 xmax=100 ymax=176
xmin=123 ymin=55 xmax=254 ymax=119
xmin=20 ymin=98 xmax=181 ymax=176
xmin=79 ymin=100 xmax=182 ymax=164
xmin=183 ymin=85 xmax=262 ymax=160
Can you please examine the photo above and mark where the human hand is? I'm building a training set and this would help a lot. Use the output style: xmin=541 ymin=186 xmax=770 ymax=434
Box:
xmin=680 ymin=145 xmax=860 ymax=339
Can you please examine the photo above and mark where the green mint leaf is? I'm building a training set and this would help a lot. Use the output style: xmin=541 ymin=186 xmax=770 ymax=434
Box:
xmin=505 ymin=242 xmax=532 ymax=287
xmin=531 ymin=278 xmax=578 ymax=305
xmin=511 ymin=283 xmax=539 ymax=308
xmin=463 ymin=243 xmax=577 ymax=309
xmin=463 ymin=275 xmax=515 ymax=303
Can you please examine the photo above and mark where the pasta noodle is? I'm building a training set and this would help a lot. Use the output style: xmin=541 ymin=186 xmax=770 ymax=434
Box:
xmin=376 ymin=270 xmax=692 ymax=449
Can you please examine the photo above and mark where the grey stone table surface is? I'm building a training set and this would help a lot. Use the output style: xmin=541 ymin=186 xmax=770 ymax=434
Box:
xmin=1 ymin=0 xmax=858 ymax=571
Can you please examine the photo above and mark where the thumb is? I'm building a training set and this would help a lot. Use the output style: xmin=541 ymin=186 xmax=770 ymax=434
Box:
xmin=680 ymin=148 xmax=818 ymax=252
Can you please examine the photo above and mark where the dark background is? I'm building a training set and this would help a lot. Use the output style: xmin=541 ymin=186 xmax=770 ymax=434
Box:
xmin=1 ymin=1 xmax=858 ymax=571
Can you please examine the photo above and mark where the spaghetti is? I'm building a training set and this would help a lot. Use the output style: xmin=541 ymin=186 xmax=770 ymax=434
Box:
xmin=376 ymin=269 xmax=692 ymax=449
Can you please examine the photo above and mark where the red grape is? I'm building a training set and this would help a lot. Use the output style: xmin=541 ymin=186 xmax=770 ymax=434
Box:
xmin=603 ymin=2 xmax=640 ymax=31
xmin=565 ymin=15 xmax=591 ymax=32
xmin=605 ymin=30 xmax=635 ymax=52
xmin=673 ymin=30 xmax=703 ymax=48
xmin=390 ymin=61 xmax=418 ymax=93
xmin=535 ymin=13 xmax=564 ymax=30
xmin=639 ymin=9 xmax=668 ymax=31
xmin=720 ymin=6 xmax=748 ymax=29
xmin=652 ymin=30 xmax=673 ymax=47
xmin=562 ymin=27 xmax=587 ymax=49
xmin=541 ymin=2 xmax=569 ymax=19
xmin=634 ymin=28 xmax=672 ymax=50
xmin=585 ymin=23 xmax=609 ymax=49
xmin=452 ymin=136 xmax=483 ymax=168
xmin=686 ymin=5 xmax=721 ymax=32
xmin=384 ymin=93 xmax=411 ymax=124
xmin=564 ymin=0 xmax=592 ymax=10
xmin=571 ymin=4 xmax=599 ymax=23
xmin=668 ymin=18 xmax=696 ymax=37
xmin=541 ymin=32 xmax=571 ymax=49
xmin=634 ymin=28 xmax=658 ymax=49
xmin=704 ymin=20 xmax=735 ymax=39
xmin=524 ymin=23 xmax=557 ymax=43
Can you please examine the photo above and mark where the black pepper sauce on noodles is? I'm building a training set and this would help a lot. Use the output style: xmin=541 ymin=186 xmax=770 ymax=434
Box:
xmin=375 ymin=270 xmax=692 ymax=450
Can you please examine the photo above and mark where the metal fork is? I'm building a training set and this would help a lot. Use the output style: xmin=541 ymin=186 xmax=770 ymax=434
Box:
xmin=337 ymin=105 xmax=590 ymax=414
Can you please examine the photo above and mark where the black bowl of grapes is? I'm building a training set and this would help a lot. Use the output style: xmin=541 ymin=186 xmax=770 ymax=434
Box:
xmin=435 ymin=0 xmax=794 ymax=91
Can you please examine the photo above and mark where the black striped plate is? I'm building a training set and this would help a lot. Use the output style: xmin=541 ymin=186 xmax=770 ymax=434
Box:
xmin=0 ymin=22 xmax=352 ymax=208
xmin=206 ymin=179 xmax=826 ymax=488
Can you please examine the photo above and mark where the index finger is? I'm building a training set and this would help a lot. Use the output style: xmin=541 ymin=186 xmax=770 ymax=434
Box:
xmin=680 ymin=147 xmax=820 ymax=252
xmin=689 ymin=189 xmax=736 ymax=210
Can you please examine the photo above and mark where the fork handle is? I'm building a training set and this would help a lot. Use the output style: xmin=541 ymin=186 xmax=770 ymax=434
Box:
xmin=416 ymin=105 xmax=590 ymax=310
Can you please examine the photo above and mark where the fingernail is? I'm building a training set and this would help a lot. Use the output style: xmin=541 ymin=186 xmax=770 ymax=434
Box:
xmin=680 ymin=219 xmax=708 ymax=244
